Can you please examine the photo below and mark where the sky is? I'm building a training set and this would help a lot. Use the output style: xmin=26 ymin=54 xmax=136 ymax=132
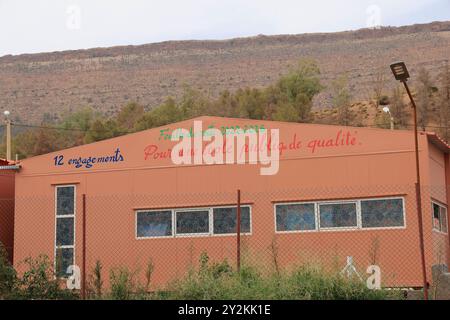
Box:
xmin=0 ymin=0 xmax=449 ymax=57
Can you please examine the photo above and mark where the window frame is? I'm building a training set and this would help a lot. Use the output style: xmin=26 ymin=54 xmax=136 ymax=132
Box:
xmin=211 ymin=205 xmax=252 ymax=237
xmin=174 ymin=208 xmax=211 ymax=237
xmin=318 ymin=200 xmax=359 ymax=231
xmin=359 ymin=196 xmax=407 ymax=231
xmin=273 ymin=202 xmax=318 ymax=234
xmin=135 ymin=209 xmax=175 ymax=240
xmin=135 ymin=205 xmax=252 ymax=240
xmin=274 ymin=196 xmax=406 ymax=234
xmin=431 ymin=201 xmax=448 ymax=234
xmin=54 ymin=185 xmax=76 ymax=278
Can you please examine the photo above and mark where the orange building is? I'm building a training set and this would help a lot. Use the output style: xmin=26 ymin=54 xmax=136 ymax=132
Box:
xmin=5 ymin=116 xmax=450 ymax=288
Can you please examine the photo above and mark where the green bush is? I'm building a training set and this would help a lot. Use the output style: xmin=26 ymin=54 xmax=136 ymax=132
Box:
xmin=109 ymin=267 xmax=137 ymax=300
xmin=87 ymin=260 xmax=104 ymax=299
xmin=12 ymin=255 xmax=78 ymax=300
xmin=0 ymin=243 xmax=17 ymax=298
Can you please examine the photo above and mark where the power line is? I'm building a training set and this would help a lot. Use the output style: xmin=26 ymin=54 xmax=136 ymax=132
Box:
xmin=371 ymin=123 xmax=450 ymax=130
xmin=402 ymin=124 xmax=450 ymax=130
xmin=9 ymin=121 xmax=450 ymax=135
xmin=11 ymin=123 xmax=133 ymax=135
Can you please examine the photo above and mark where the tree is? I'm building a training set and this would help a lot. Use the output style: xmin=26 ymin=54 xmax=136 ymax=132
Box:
xmin=389 ymin=86 xmax=408 ymax=129
xmin=179 ymin=86 xmax=210 ymax=118
xmin=11 ymin=130 xmax=36 ymax=159
xmin=416 ymin=67 xmax=434 ymax=131
xmin=213 ymin=90 xmax=238 ymax=117
xmin=141 ymin=97 xmax=184 ymax=128
xmin=61 ymin=106 xmax=97 ymax=132
xmin=275 ymin=59 xmax=323 ymax=122
xmin=134 ymin=113 xmax=156 ymax=131
xmin=262 ymin=85 xmax=282 ymax=120
xmin=59 ymin=106 xmax=99 ymax=147
xmin=374 ymin=110 xmax=391 ymax=129
xmin=116 ymin=102 xmax=144 ymax=131
xmin=235 ymin=88 xmax=265 ymax=119
xmin=371 ymin=65 xmax=386 ymax=109
xmin=272 ymin=103 xmax=299 ymax=122
xmin=32 ymin=128 xmax=60 ymax=156
xmin=84 ymin=119 xmax=119 ymax=144
xmin=331 ymin=75 xmax=354 ymax=126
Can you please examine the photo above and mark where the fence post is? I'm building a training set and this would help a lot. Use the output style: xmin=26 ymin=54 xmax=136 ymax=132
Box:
xmin=82 ymin=194 xmax=86 ymax=300
xmin=237 ymin=189 xmax=241 ymax=273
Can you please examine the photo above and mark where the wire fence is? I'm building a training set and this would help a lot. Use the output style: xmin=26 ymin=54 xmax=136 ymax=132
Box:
xmin=2 ymin=184 xmax=450 ymax=298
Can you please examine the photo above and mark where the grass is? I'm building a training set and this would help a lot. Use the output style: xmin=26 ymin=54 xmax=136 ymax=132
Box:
xmin=0 ymin=244 xmax=404 ymax=300
xmin=160 ymin=254 xmax=401 ymax=300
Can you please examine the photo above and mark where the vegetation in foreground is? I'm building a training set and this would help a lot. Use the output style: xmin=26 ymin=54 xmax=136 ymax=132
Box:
xmin=160 ymin=253 xmax=401 ymax=300
xmin=0 ymin=244 xmax=403 ymax=300
xmin=0 ymin=245 xmax=77 ymax=300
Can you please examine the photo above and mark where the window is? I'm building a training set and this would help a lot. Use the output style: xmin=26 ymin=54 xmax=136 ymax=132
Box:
xmin=275 ymin=203 xmax=316 ymax=232
xmin=56 ymin=187 xmax=75 ymax=216
xmin=274 ymin=197 xmax=406 ymax=233
xmin=176 ymin=210 xmax=210 ymax=235
xmin=136 ymin=205 xmax=252 ymax=238
xmin=55 ymin=247 xmax=74 ymax=277
xmin=432 ymin=202 xmax=448 ymax=233
xmin=56 ymin=217 xmax=74 ymax=246
xmin=361 ymin=198 xmax=404 ymax=228
xmin=136 ymin=210 xmax=172 ymax=238
xmin=319 ymin=202 xmax=357 ymax=229
xmin=55 ymin=185 xmax=75 ymax=277
xmin=213 ymin=206 xmax=251 ymax=234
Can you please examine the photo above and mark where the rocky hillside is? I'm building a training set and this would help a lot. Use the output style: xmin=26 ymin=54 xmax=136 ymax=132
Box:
xmin=1 ymin=21 xmax=449 ymax=124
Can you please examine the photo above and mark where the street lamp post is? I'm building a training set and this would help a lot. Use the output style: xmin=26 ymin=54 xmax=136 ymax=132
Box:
xmin=390 ymin=61 xmax=428 ymax=300
xmin=3 ymin=110 xmax=11 ymax=162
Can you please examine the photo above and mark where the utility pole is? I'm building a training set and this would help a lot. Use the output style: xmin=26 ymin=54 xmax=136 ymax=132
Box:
xmin=3 ymin=110 xmax=11 ymax=161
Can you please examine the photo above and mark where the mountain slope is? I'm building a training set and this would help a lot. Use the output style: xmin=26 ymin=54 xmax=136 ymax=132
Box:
xmin=1 ymin=21 xmax=449 ymax=124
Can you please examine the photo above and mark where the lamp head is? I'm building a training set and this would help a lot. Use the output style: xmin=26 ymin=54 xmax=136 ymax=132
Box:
xmin=390 ymin=62 xmax=410 ymax=82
